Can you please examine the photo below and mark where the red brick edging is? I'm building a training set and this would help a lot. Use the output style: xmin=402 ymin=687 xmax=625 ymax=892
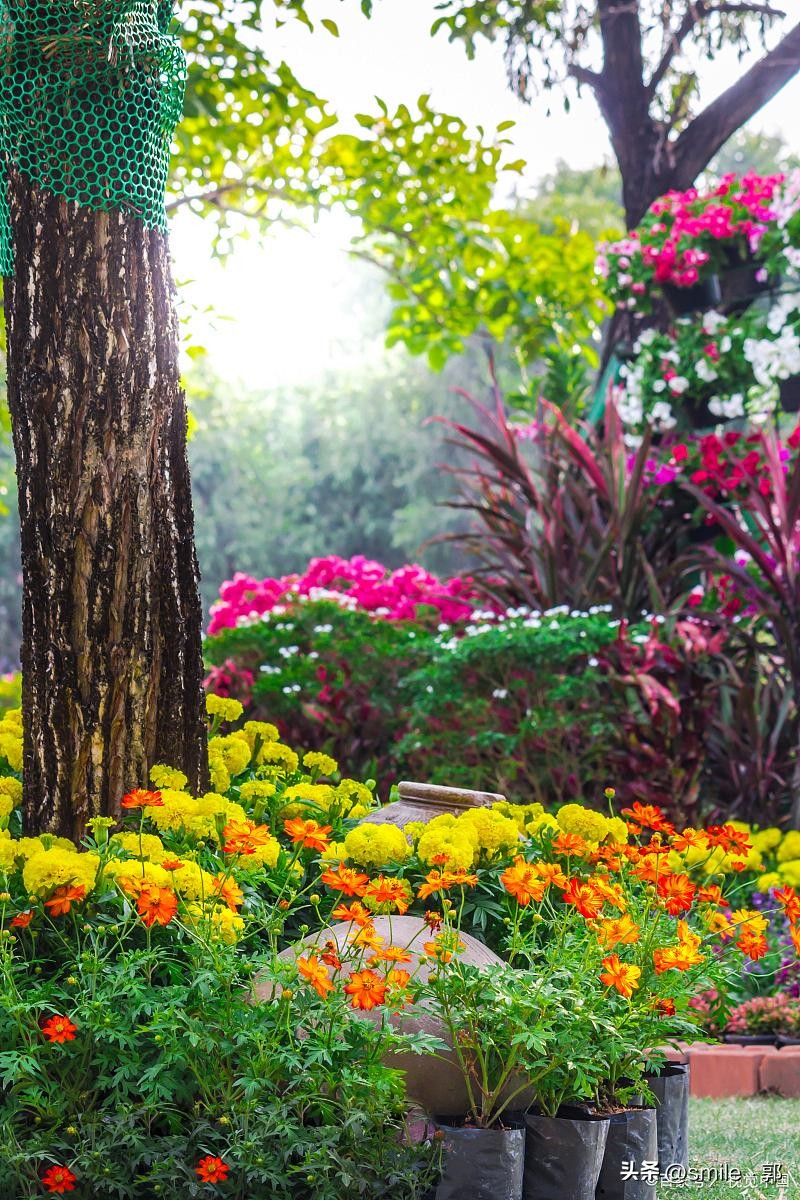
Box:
xmin=658 ymin=1041 xmax=800 ymax=1098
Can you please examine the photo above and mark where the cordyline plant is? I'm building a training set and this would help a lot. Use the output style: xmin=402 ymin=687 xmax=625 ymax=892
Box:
xmin=683 ymin=431 xmax=800 ymax=826
xmin=436 ymin=382 xmax=685 ymax=619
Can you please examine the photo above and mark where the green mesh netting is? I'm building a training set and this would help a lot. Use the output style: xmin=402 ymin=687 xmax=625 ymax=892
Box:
xmin=0 ymin=0 xmax=186 ymax=274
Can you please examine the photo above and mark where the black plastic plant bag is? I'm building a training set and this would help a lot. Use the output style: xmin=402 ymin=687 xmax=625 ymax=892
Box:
xmin=646 ymin=1063 xmax=689 ymax=1172
xmin=435 ymin=1120 xmax=525 ymax=1200
xmin=522 ymin=1112 xmax=609 ymax=1200
xmin=595 ymin=1108 xmax=658 ymax=1200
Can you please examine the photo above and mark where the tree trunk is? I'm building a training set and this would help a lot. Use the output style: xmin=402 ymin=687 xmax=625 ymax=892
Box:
xmin=4 ymin=171 xmax=209 ymax=839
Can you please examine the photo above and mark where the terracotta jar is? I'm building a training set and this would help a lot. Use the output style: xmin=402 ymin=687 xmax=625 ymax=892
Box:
xmin=360 ymin=780 xmax=505 ymax=828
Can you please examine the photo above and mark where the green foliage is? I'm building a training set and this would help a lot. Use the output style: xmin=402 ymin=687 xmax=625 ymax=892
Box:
xmin=320 ymin=97 xmax=608 ymax=372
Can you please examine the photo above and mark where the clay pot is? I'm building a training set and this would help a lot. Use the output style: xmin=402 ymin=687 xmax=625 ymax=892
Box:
xmin=252 ymin=915 xmax=513 ymax=1116
xmin=360 ymin=781 xmax=505 ymax=829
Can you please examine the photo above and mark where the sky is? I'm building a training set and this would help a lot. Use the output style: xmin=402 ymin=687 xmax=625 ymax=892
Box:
xmin=172 ymin=0 xmax=800 ymax=388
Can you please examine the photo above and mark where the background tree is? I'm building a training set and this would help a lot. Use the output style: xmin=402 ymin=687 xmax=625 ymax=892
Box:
xmin=430 ymin=0 xmax=800 ymax=227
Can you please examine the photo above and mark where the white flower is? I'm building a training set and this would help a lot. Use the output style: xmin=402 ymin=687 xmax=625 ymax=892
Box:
xmin=652 ymin=379 xmax=667 ymax=393
xmin=695 ymin=358 xmax=718 ymax=384
xmin=651 ymin=400 xmax=677 ymax=429
xmin=702 ymin=311 xmax=726 ymax=335
xmin=668 ymin=376 xmax=689 ymax=395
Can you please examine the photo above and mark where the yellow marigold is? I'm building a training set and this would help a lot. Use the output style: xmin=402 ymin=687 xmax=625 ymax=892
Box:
xmin=206 ymin=695 xmax=244 ymax=723
xmin=208 ymin=754 xmax=231 ymax=794
xmin=0 ymin=831 xmax=19 ymax=873
xmin=145 ymin=789 xmax=200 ymax=834
xmin=185 ymin=902 xmax=245 ymax=945
xmin=779 ymin=859 xmax=800 ymax=888
xmin=14 ymin=835 xmax=75 ymax=859
xmin=209 ymin=734 xmax=252 ymax=778
xmin=149 ymin=764 xmax=189 ymax=791
xmin=192 ymin=795 xmax=248 ymax=842
xmin=752 ymin=828 xmax=783 ymax=853
xmin=239 ymin=780 xmax=277 ymax=804
xmin=242 ymin=720 xmax=280 ymax=747
xmin=606 ymin=817 xmax=629 ymax=845
xmin=259 ymin=742 xmax=299 ymax=774
xmin=417 ymin=827 xmax=476 ymax=871
xmin=282 ymin=782 xmax=335 ymax=809
xmin=525 ymin=813 xmax=559 ymax=837
xmin=109 ymin=832 xmax=166 ymax=864
xmin=343 ymin=823 xmax=411 ymax=870
xmin=107 ymin=859 xmax=173 ymax=892
xmin=303 ymin=751 xmax=338 ymax=777
xmin=458 ymin=808 xmax=520 ymax=856
xmin=1 ymin=708 xmax=21 ymax=728
xmin=404 ymin=821 xmax=425 ymax=844
xmin=557 ymin=804 xmax=610 ymax=845
xmin=778 ymin=832 xmax=800 ymax=864
xmin=0 ymin=792 xmax=13 ymax=822
xmin=757 ymin=871 xmax=783 ymax=891
xmin=23 ymin=848 xmax=99 ymax=896
xmin=234 ymin=835 xmax=281 ymax=871
xmin=0 ymin=777 xmax=22 ymax=806
xmin=172 ymin=859 xmax=217 ymax=902
xmin=0 ymin=732 xmax=22 ymax=773
xmin=723 ymin=846 xmax=762 ymax=873
xmin=335 ymin=779 xmax=374 ymax=814
xmin=319 ymin=840 xmax=348 ymax=863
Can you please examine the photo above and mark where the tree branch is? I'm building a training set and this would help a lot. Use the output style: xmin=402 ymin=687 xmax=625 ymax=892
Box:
xmin=673 ymin=19 xmax=800 ymax=187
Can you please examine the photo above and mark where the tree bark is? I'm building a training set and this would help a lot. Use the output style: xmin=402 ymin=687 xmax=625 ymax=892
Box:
xmin=5 ymin=171 xmax=209 ymax=839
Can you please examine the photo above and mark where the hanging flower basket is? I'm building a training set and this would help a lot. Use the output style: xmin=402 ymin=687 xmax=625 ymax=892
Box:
xmin=719 ymin=261 xmax=771 ymax=315
xmin=662 ymin=276 xmax=721 ymax=317
xmin=780 ymin=375 xmax=800 ymax=414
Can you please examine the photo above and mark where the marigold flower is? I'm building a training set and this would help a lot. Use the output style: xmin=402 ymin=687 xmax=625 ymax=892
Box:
xmin=10 ymin=909 xmax=33 ymax=928
xmin=653 ymin=923 xmax=705 ymax=973
xmin=344 ymin=968 xmax=387 ymax=1010
xmin=331 ymin=900 xmax=373 ymax=926
xmin=121 ymin=788 xmax=163 ymax=810
xmin=136 ymin=884 xmax=178 ymax=928
xmin=730 ymin=908 xmax=769 ymax=935
xmin=195 ymin=1156 xmax=230 ymax=1183
xmin=297 ymin=955 xmax=335 ymax=998
xmin=599 ymin=954 xmax=641 ymax=998
xmin=363 ymin=875 xmax=411 ymax=914
xmin=501 ymin=856 xmax=545 ymax=906
xmin=562 ymin=878 xmax=602 ymax=919
xmin=657 ymin=873 xmax=695 ymax=915
xmin=319 ymin=864 xmax=369 ymax=897
xmin=41 ymin=1014 xmax=77 ymax=1044
xmin=551 ymin=832 xmax=589 ymax=857
xmin=44 ymin=885 xmax=86 ymax=917
xmin=41 ymin=1165 xmax=77 ymax=1194
xmin=284 ymin=817 xmax=332 ymax=852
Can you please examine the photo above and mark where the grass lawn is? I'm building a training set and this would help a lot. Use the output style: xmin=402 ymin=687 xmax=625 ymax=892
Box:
xmin=656 ymin=1097 xmax=800 ymax=1198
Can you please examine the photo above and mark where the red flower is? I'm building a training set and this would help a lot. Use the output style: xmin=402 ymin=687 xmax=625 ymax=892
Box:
xmin=41 ymin=1015 xmax=77 ymax=1044
xmin=121 ymin=788 xmax=163 ymax=809
xmin=195 ymin=1155 xmax=230 ymax=1183
xmin=41 ymin=1165 xmax=77 ymax=1193
xmin=10 ymin=909 xmax=33 ymax=928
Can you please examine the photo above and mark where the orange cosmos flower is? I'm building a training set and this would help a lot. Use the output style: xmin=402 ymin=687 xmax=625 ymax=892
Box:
xmin=791 ymin=925 xmax=800 ymax=956
xmin=319 ymin=865 xmax=369 ymax=897
xmin=704 ymin=910 xmax=734 ymax=936
xmin=331 ymin=900 xmax=373 ymax=927
xmin=344 ymin=969 xmax=387 ymax=1010
xmin=121 ymin=788 xmax=163 ymax=809
xmin=596 ymin=915 xmax=640 ymax=949
xmin=653 ymin=936 xmax=704 ymax=975
xmin=657 ymin=873 xmax=695 ymax=915
xmin=737 ymin=930 xmax=768 ymax=961
xmin=599 ymin=954 xmax=641 ymax=999
xmin=211 ymin=874 xmax=244 ymax=911
xmin=223 ymin=818 xmax=272 ymax=855
xmin=352 ymin=924 xmax=384 ymax=952
xmin=656 ymin=997 xmax=676 ymax=1016
xmin=297 ymin=955 xmax=335 ymax=998
xmin=562 ymin=878 xmax=602 ymax=919
xmin=443 ymin=868 xmax=479 ymax=889
xmin=551 ymin=832 xmax=588 ymax=857
xmin=730 ymin=908 xmax=769 ymax=935
xmin=535 ymin=861 xmax=568 ymax=889
xmin=44 ymin=885 xmax=86 ymax=917
xmin=283 ymin=817 xmax=332 ymax=852
xmin=41 ymin=1165 xmax=77 ymax=1194
xmin=620 ymin=802 xmax=671 ymax=833
xmin=670 ymin=827 xmax=708 ymax=853
xmin=320 ymin=940 xmax=342 ymax=971
xmin=589 ymin=845 xmax=622 ymax=872
xmin=363 ymin=875 xmax=410 ymax=914
xmin=417 ymin=870 xmax=453 ymax=900
xmin=774 ymin=886 xmax=800 ymax=925
xmin=386 ymin=968 xmax=411 ymax=990
xmin=161 ymin=857 xmax=184 ymax=873
xmin=373 ymin=944 xmax=413 ymax=964
xmin=424 ymin=933 xmax=465 ymax=964
xmin=136 ymin=884 xmax=178 ymax=928
xmin=696 ymin=884 xmax=729 ymax=908
xmin=195 ymin=1156 xmax=230 ymax=1184
xmin=592 ymin=874 xmax=627 ymax=911
xmin=41 ymin=1014 xmax=77 ymax=1043
xmin=630 ymin=853 xmax=668 ymax=885
xmin=501 ymin=856 xmax=545 ymax=906
xmin=10 ymin=910 xmax=33 ymax=928
xmin=704 ymin=824 xmax=751 ymax=854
